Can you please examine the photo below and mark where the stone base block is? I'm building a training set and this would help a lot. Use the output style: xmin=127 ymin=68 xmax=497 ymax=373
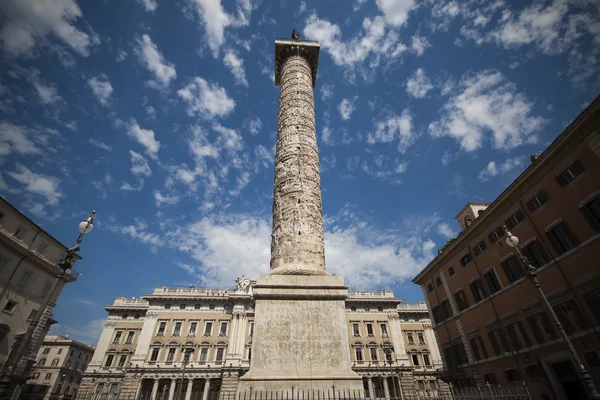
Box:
xmin=239 ymin=274 xmax=363 ymax=394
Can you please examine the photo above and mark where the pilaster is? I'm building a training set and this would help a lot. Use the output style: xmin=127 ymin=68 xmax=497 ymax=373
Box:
xmin=387 ymin=313 xmax=409 ymax=364
xmin=131 ymin=309 xmax=159 ymax=366
xmin=88 ymin=318 xmax=118 ymax=370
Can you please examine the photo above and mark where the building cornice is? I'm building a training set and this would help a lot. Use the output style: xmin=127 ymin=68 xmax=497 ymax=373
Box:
xmin=413 ymin=95 xmax=600 ymax=284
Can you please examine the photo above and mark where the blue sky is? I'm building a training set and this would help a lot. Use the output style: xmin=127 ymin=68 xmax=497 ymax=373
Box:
xmin=1 ymin=0 xmax=598 ymax=344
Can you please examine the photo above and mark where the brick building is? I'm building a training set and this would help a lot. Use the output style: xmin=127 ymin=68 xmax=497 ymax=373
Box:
xmin=412 ymin=96 xmax=600 ymax=400
xmin=76 ymin=285 xmax=446 ymax=400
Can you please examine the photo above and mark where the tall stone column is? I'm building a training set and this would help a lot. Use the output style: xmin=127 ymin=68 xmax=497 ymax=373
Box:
xmin=270 ymin=42 xmax=326 ymax=276
xmin=151 ymin=380 xmax=159 ymax=400
xmin=367 ymin=378 xmax=375 ymax=399
xmin=185 ymin=380 xmax=194 ymax=400
xmin=168 ymin=379 xmax=177 ymax=400
xmin=201 ymin=380 xmax=211 ymax=400
xmin=383 ymin=378 xmax=390 ymax=400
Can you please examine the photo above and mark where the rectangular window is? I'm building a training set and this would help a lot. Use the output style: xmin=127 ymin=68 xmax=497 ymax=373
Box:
xmin=523 ymin=241 xmax=549 ymax=268
xmin=40 ymin=282 xmax=52 ymax=297
xmin=554 ymin=301 xmax=588 ymax=334
xmin=189 ymin=322 xmax=198 ymax=335
xmin=483 ymin=270 xmax=502 ymax=294
xmin=369 ymin=347 xmax=378 ymax=361
xmin=366 ymin=323 xmax=374 ymax=336
xmin=167 ymin=348 xmax=176 ymax=362
xmin=440 ymin=299 xmax=453 ymax=320
xmin=355 ymin=348 xmax=363 ymax=361
xmin=216 ymin=347 xmax=224 ymax=361
xmin=113 ymin=331 xmax=122 ymax=344
xmin=488 ymin=227 xmax=504 ymax=244
xmin=483 ymin=373 xmax=498 ymax=385
xmin=105 ymin=354 xmax=114 ymax=367
xmin=527 ymin=313 xmax=556 ymax=344
xmin=109 ymin=384 xmax=119 ymax=394
xmin=432 ymin=306 xmax=443 ymax=324
xmin=95 ymin=383 xmax=104 ymax=394
xmin=219 ymin=322 xmax=227 ymax=336
xmin=470 ymin=279 xmax=488 ymax=302
xmin=473 ymin=241 xmax=487 ymax=256
xmin=418 ymin=332 xmax=425 ymax=344
xmin=427 ymin=284 xmax=433 ymax=293
xmin=165 ymin=304 xmax=171 ymax=309
xmin=13 ymin=227 xmax=26 ymax=240
xmin=19 ymin=271 xmax=33 ymax=288
xmin=556 ymin=161 xmax=584 ymax=185
xmin=469 ymin=337 xmax=488 ymax=361
xmin=380 ymin=324 xmax=388 ymax=336
xmin=200 ymin=348 xmax=208 ymax=362
xmin=454 ymin=290 xmax=469 ymax=311
xmin=26 ymin=308 xmax=37 ymax=321
xmin=581 ymin=197 xmax=600 ymax=232
xmin=448 ymin=266 xmax=455 ymax=276
xmin=435 ymin=277 xmax=442 ymax=287
xmin=488 ymin=329 xmax=508 ymax=356
xmin=126 ymin=331 xmax=135 ymax=344
xmin=179 ymin=304 xmax=186 ymax=309
xmin=423 ymin=354 xmax=431 ymax=366
xmin=583 ymin=288 xmax=600 ymax=325
xmin=45 ymin=373 xmax=52 ymax=381
xmin=527 ymin=191 xmax=548 ymax=211
xmin=501 ymin=256 xmax=524 ymax=283
xmin=157 ymin=321 xmax=166 ymax=336
xmin=118 ymin=355 xmax=127 ymax=368
xmin=547 ymin=222 xmax=578 ymax=255
xmin=173 ymin=322 xmax=182 ymax=336
xmin=37 ymin=242 xmax=48 ymax=255
xmin=411 ymin=354 xmax=420 ymax=366
xmin=352 ymin=323 xmax=360 ymax=336
xmin=51 ymin=359 xmax=59 ymax=366
xmin=459 ymin=253 xmax=472 ymax=267
xmin=0 ymin=257 xmax=7 ymax=272
xmin=249 ymin=322 xmax=254 ymax=336
xmin=506 ymin=321 xmax=531 ymax=350
xmin=505 ymin=210 xmax=524 ymax=229
xmin=204 ymin=322 xmax=213 ymax=336
xmin=407 ymin=333 xmax=414 ymax=344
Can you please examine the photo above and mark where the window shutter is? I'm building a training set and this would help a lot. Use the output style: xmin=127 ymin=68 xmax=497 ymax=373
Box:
xmin=556 ymin=172 xmax=568 ymax=186
xmin=488 ymin=233 xmax=497 ymax=244
xmin=526 ymin=199 xmax=536 ymax=212
xmin=580 ymin=202 xmax=600 ymax=232
xmin=562 ymin=222 xmax=580 ymax=247
xmin=505 ymin=217 xmax=515 ymax=229
xmin=488 ymin=332 xmax=501 ymax=356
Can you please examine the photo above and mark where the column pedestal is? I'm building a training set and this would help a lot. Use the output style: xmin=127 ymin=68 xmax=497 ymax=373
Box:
xmin=238 ymin=275 xmax=364 ymax=394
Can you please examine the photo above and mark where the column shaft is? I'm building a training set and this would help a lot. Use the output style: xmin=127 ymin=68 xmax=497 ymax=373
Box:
xmin=201 ymin=379 xmax=211 ymax=400
xmin=383 ymin=377 xmax=390 ymax=400
xmin=185 ymin=380 xmax=194 ymax=400
xmin=168 ymin=379 xmax=177 ymax=400
xmin=367 ymin=378 xmax=375 ymax=399
xmin=151 ymin=380 xmax=159 ymax=400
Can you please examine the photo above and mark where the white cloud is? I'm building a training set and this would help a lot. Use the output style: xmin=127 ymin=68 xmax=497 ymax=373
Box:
xmin=154 ymin=190 xmax=179 ymax=206
xmin=127 ymin=121 xmax=160 ymax=158
xmin=437 ymin=222 xmax=456 ymax=239
xmin=0 ymin=0 xmax=98 ymax=58
xmin=135 ymin=34 xmax=176 ymax=88
xmin=320 ymin=83 xmax=334 ymax=100
xmin=0 ymin=122 xmax=42 ymax=156
xmin=49 ymin=318 xmax=105 ymax=345
xmin=88 ymin=75 xmax=114 ymax=106
xmin=375 ymin=0 xmax=417 ymax=26
xmin=338 ymin=96 xmax=358 ymax=120
xmin=136 ymin=0 xmax=158 ymax=12
xmin=411 ymin=34 xmax=431 ymax=56
xmin=129 ymin=150 xmax=152 ymax=177
xmin=478 ymin=156 xmax=525 ymax=182
xmin=223 ymin=50 xmax=248 ymax=86
xmin=107 ymin=218 xmax=165 ymax=248
xmin=120 ymin=180 xmax=144 ymax=192
xmin=33 ymin=82 xmax=62 ymax=104
xmin=145 ymin=106 xmax=157 ymax=120
xmin=178 ymin=77 xmax=235 ymax=119
xmin=367 ymin=110 xmax=414 ymax=153
xmin=116 ymin=49 xmax=127 ymax=62
xmin=428 ymin=70 xmax=547 ymax=152
xmin=299 ymin=1 xmax=307 ymax=14
xmin=6 ymin=164 xmax=63 ymax=205
xmin=89 ymin=138 xmax=112 ymax=152
xmin=361 ymin=155 xmax=408 ymax=183
xmin=186 ymin=0 xmax=253 ymax=57
xmin=406 ymin=68 xmax=433 ymax=98
xmin=248 ymin=117 xmax=262 ymax=135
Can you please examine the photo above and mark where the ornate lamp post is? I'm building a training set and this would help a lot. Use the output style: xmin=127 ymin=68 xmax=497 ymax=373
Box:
xmin=175 ymin=345 xmax=194 ymax=400
xmin=0 ymin=211 xmax=96 ymax=398
xmin=503 ymin=226 xmax=600 ymax=400
xmin=381 ymin=332 xmax=403 ymax=400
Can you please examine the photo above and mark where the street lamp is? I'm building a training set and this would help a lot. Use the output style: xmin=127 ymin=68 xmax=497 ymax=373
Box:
xmin=381 ymin=332 xmax=403 ymax=400
xmin=175 ymin=345 xmax=194 ymax=400
xmin=0 ymin=211 xmax=96 ymax=398
xmin=503 ymin=226 xmax=600 ymax=400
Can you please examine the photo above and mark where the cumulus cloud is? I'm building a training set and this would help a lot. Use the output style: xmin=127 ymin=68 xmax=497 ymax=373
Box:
xmin=0 ymin=0 xmax=98 ymax=58
xmin=320 ymin=83 xmax=334 ymax=100
xmin=428 ymin=70 xmax=546 ymax=152
xmin=154 ymin=190 xmax=179 ymax=206
xmin=186 ymin=0 xmax=253 ymax=57
xmin=33 ymin=82 xmax=62 ymax=104
xmin=0 ymin=122 xmax=43 ymax=156
xmin=247 ymin=117 xmax=262 ymax=135
xmin=135 ymin=34 xmax=176 ymax=88
xmin=88 ymin=75 xmax=114 ymax=106
xmin=406 ymin=68 xmax=434 ymax=98
xmin=411 ymin=34 xmax=431 ymax=56
xmin=338 ymin=96 xmax=358 ymax=120
xmin=478 ymin=156 xmax=525 ymax=182
xmin=129 ymin=150 xmax=152 ymax=177
xmin=375 ymin=0 xmax=417 ymax=26
xmin=223 ymin=50 xmax=248 ymax=86
xmin=127 ymin=121 xmax=160 ymax=158
xmin=437 ymin=222 xmax=456 ymax=239
xmin=178 ymin=77 xmax=235 ymax=119
xmin=6 ymin=164 xmax=63 ymax=205
xmin=367 ymin=110 xmax=414 ymax=153
xmin=136 ymin=0 xmax=158 ymax=12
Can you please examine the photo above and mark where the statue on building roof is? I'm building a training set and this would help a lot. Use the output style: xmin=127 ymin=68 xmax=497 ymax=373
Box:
xmin=291 ymin=29 xmax=300 ymax=41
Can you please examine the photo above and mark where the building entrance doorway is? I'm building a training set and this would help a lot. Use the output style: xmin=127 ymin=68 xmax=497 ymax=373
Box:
xmin=552 ymin=361 xmax=587 ymax=400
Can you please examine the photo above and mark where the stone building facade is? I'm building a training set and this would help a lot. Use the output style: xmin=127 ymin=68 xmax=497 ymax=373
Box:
xmin=77 ymin=284 xmax=445 ymax=400
xmin=412 ymin=96 xmax=600 ymax=400
xmin=22 ymin=335 xmax=95 ymax=400
xmin=0 ymin=198 xmax=79 ymax=397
